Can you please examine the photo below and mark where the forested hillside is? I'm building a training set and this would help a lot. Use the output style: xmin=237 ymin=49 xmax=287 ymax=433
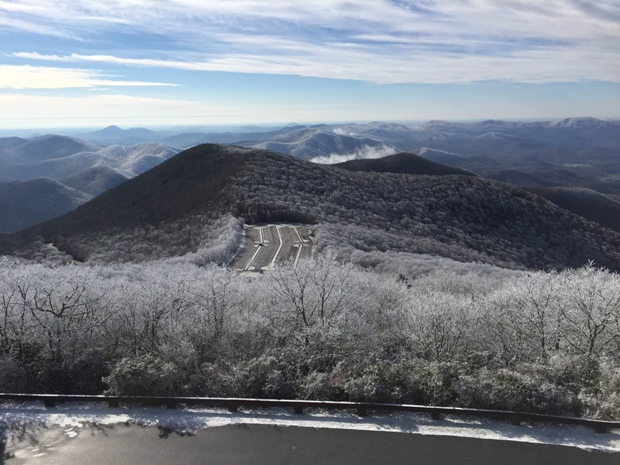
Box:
xmin=225 ymin=149 xmax=620 ymax=270
xmin=2 ymin=144 xmax=620 ymax=270
xmin=0 ymin=179 xmax=93 ymax=234
xmin=526 ymin=187 xmax=620 ymax=234
xmin=334 ymin=152 xmax=475 ymax=176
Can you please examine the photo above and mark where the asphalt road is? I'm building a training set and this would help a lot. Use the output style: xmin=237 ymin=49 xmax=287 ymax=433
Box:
xmin=6 ymin=423 xmax=620 ymax=465
xmin=233 ymin=224 xmax=314 ymax=272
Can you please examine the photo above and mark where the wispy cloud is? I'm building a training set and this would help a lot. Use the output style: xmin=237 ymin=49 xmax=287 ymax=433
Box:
xmin=0 ymin=65 xmax=177 ymax=89
xmin=3 ymin=1 xmax=620 ymax=84
xmin=311 ymin=145 xmax=397 ymax=164
xmin=12 ymin=43 xmax=620 ymax=85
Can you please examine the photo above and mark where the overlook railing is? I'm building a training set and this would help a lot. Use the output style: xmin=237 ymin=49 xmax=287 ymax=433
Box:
xmin=0 ymin=393 xmax=618 ymax=434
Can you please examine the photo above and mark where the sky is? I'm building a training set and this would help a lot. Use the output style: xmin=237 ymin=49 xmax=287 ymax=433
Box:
xmin=1 ymin=0 xmax=619 ymax=129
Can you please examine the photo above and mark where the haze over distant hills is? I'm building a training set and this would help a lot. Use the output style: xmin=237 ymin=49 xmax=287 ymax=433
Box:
xmin=84 ymin=125 xmax=160 ymax=146
xmin=0 ymin=136 xmax=180 ymax=232
xmin=72 ymin=118 xmax=620 ymax=184
xmin=0 ymin=136 xmax=179 ymax=181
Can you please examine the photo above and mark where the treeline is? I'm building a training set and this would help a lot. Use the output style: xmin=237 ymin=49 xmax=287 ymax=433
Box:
xmin=8 ymin=214 xmax=243 ymax=267
xmin=65 ymin=214 xmax=243 ymax=266
xmin=0 ymin=257 xmax=619 ymax=420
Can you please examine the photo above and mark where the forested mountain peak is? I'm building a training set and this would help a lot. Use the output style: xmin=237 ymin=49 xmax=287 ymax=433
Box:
xmin=334 ymin=152 xmax=475 ymax=176
xmin=32 ymin=143 xmax=253 ymax=233
xmin=2 ymin=143 xmax=620 ymax=271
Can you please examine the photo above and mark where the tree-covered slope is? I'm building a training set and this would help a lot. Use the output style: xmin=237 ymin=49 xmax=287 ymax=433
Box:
xmin=226 ymin=150 xmax=620 ymax=270
xmin=61 ymin=165 xmax=130 ymax=196
xmin=526 ymin=187 xmax=620 ymax=235
xmin=335 ymin=152 xmax=475 ymax=176
xmin=0 ymin=145 xmax=253 ymax=262
xmin=2 ymin=144 xmax=620 ymax=270
xmin=0 ymin=136 xmax=26 ymax=150
xmin=0 ymin=178 xmax=93 ymax=234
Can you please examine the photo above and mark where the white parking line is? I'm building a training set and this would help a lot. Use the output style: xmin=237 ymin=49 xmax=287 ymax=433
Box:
xmin=244 ymin=227 xmax=265 ymax=271
xmin=269 ymin=225 xmax=284 ymax=269
xmin=293 ymin=227 xmax=304 ymax=268
xmin=293 ymin=226 xmax=304 ymax=243
xmin=236 ymin=224 xmax=315 ymax=272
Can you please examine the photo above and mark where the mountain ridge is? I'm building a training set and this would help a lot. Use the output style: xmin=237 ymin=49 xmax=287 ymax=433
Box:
xmin=61 ymin=165 xmax=130 ymax=196
xmin=0 ymin=134 xmax=101 ymax=163
xmin=335 ymin=152 xmax=475 ymax=176
xmin=3 ymin=144 xmax=620 ymax=271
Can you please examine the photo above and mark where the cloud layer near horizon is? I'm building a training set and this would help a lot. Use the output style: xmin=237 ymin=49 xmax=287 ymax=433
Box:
xmin=3 ymin=0 xmax=620 ymax=86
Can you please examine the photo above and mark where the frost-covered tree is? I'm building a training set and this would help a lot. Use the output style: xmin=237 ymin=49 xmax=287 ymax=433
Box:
xmin=0 ymin=254 xmax=619 ymax=418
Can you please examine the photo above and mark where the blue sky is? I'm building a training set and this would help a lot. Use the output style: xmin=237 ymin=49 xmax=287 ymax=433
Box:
xmin=1 ymin=0 xmax=619 ymax=129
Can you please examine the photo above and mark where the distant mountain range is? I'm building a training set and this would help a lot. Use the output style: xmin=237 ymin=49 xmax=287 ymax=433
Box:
xmin=0 ymin=136 xmax=179 ymax=181
xmin=73 ymin=119 xmax=620 ymax=191
xmin=3 ymin=144 xmax=620 ymax=272
xmin=83 ymin=125 xmax=160 ymax=146
xmin=1 ymin=117 xmax=620 ymax=243
xmin=0 ymin=136 xmax=180 ymax=232
xmin=71 ymin=117 xmax=620 ymax=153
xmin=248 ymin=127 xmax=397 ymax=162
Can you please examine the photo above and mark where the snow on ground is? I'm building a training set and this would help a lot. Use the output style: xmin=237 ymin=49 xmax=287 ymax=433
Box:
xmin=1 ymin=402 xmax=619 ymax=453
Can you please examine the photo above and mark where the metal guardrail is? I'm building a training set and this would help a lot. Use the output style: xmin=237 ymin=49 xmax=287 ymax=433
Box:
xmin=0 ymin=393 xmax=619 ymax=434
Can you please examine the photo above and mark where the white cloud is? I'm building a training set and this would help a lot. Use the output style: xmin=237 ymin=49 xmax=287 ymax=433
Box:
xmin=4 ymin=1 xmax=618 ymax=40
xmin=12 ymin=43 xmax=620 ymax=85
xmin=3 ymin=1 xmax=620 ymax=84
xmin=311 ymin=145 xmax=397 ymax=164
xmin=0 ymin=65 xmax=176 ymax=89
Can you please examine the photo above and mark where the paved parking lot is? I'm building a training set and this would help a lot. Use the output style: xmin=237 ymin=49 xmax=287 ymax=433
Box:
xmin=232 ymin=224 xmax=314 ymax=272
